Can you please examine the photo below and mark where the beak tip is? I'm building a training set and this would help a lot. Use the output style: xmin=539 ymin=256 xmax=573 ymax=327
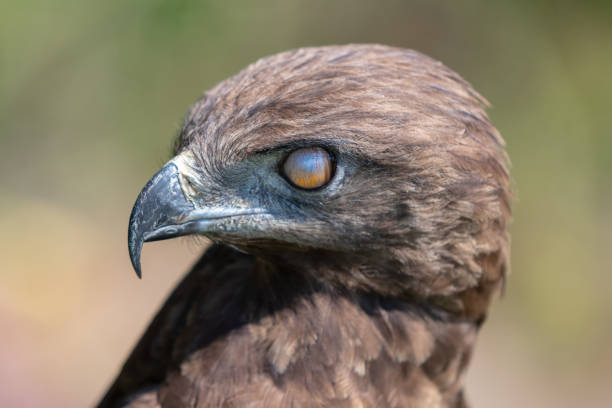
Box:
xmin=128 ymin=242 xmax=144 ymax=279
xmin=128 ymin=222 xmax=144 ymax=279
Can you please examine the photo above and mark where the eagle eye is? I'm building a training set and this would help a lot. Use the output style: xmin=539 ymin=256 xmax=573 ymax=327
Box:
xmin=281 ymin=147 xmax=333 ymax=190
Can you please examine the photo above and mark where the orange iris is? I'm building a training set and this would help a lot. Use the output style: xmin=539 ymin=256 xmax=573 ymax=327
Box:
xmin=282 ymin=147 xmax=333 ymax=190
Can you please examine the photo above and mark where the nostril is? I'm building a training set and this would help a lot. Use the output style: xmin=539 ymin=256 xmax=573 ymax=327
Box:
xmin=181 ymin=175 xmax=200 ymax=198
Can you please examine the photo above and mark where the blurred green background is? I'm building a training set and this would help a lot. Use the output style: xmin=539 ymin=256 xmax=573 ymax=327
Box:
xmin=1 ymin=0 xmax=611 ymax=406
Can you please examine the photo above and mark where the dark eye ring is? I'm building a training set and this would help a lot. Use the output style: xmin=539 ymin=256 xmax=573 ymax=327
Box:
xmin=281 ymin=147 xmax=334 ymax=190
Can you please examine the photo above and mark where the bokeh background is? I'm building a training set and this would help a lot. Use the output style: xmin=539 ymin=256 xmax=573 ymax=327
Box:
xmin=1 ymin=0 xmax=611 ymax=406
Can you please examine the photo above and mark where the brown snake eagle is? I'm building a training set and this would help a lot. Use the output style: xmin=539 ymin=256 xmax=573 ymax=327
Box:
xmin=99 ymin=44 xmax=511 ymax=408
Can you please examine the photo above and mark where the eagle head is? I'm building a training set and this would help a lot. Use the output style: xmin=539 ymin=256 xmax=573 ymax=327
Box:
xmin=128 ymin=44 xmax=511 ymax=300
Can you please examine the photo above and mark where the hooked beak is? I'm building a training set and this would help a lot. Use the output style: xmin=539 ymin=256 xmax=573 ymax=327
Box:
xmin=127 ymin=153 xmax=264 ymax=278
